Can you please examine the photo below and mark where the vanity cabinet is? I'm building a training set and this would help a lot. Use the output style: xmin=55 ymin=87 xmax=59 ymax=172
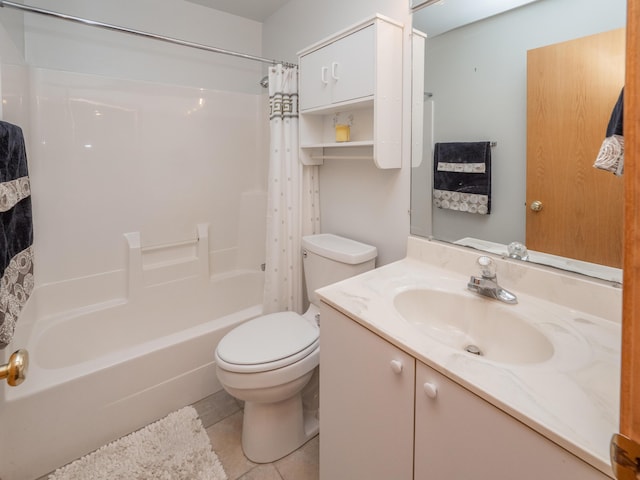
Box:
xmin=320 ymin=303 xmax=611 ymax=480
xmin=415 ymin=361 xmax=608 ymax=480
xmin=298 ymin=15 xmax=403 ymax=169
xmin=319 ymin=304 xmax=415 ymax=480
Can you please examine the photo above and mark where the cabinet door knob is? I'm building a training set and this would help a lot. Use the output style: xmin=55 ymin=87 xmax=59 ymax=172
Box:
xmin=321 ymin=66 xmax=328 ymax=85
xmin=390 ymin=359 xmax=403 ymax=374
xmin=423 ymin=382 xmax=438 ymax=399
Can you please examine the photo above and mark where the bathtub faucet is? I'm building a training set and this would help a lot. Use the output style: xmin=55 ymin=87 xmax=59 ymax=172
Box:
xmin=467 ymin=256 xmax=517 ymax=304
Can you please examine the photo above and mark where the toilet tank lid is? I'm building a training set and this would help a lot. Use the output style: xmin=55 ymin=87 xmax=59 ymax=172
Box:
xmin=302 ymin=234 xmax=377 ymax=265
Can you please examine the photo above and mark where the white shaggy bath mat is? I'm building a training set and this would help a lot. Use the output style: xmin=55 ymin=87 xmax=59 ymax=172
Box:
xmin=47 ymin=406 xmax=227 ymax=480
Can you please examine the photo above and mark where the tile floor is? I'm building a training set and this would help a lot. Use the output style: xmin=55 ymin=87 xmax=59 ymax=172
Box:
xmin=36 ymin=390 xmax=319 ymax=480
xmin=194 ymin=390 xmax=320 ymax=480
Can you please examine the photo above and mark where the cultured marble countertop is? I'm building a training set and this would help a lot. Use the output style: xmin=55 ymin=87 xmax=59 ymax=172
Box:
xmin=317 ymin=237 xmax=621 ymax=477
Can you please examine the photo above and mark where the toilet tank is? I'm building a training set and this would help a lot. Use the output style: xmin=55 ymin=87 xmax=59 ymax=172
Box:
xmin=302 ymin=234 xmax=377 ymax=306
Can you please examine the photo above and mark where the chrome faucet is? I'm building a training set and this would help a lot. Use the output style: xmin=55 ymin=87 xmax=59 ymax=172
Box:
xmin=467 ymin=256 xmax=517 ymax=304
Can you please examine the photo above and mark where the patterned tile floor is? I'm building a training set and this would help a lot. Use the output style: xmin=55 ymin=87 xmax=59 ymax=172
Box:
xmin=36 ymin=390 xmax=319 ymax=480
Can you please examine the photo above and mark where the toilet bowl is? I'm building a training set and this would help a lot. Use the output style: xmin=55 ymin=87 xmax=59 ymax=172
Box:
xmin=215 ymin=307 xmax=320 ymax=463
xmin=214 ymin=234 xmax=377 ymax=463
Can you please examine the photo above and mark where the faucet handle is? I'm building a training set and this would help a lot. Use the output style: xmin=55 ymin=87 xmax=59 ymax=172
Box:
xmin=507 ymin=241 xmax=529 ymax=261
xmin=477 ymin=256 xmax=496 ymax=279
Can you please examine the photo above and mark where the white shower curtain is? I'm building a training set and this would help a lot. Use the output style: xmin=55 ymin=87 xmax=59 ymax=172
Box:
xmin=263 ymin=64 xmax=320 ymax=314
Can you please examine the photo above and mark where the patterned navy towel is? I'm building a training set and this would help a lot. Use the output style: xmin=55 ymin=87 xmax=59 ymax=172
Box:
xmin=433 ymin=141 xmax=491 ymax=215
xmin=0 ymin=121 xmax=34 ymax=349
xmin=594 ymin=87 xmax=624 ymax=175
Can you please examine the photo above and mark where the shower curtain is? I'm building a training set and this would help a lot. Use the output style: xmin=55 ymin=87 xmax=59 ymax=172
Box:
xmin=263 ymin=64 xmax=320 ymax=314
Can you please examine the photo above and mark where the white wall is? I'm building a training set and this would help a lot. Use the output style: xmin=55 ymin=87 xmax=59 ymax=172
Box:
xmin=0 ymin=0 xmax=270 ymax=292
xmin=262 ymin=0 xmax=413 ymax=266
xmin=419 ymin=0 xmax=626 ymax=245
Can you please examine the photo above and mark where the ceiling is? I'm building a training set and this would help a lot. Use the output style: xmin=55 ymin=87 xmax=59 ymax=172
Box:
xmin=413 ymin=0 xmax=540 ymax=37
xmin=186 ymin=0 xmax=541 ymax=34
xmin=185 ymin=0 xmax=291 ymax=22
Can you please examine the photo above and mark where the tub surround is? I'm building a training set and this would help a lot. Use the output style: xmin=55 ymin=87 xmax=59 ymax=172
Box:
xmin=317 ymin=235 xmax=621 ymax=477
xmin=0 ymin=241 xmax=264 ymax=479
xmin=2 ymin=66 xmax=267 ymax=287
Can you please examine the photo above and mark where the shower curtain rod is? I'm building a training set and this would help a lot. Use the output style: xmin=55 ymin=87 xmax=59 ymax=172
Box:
xmin=0 ymin=0 xmax=297 ymax=68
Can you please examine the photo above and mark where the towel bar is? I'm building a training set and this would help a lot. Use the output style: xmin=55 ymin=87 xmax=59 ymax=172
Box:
xmin=310 ymin=155 xmax=374 ymax=161
xmin=141 ymin=237 xmax=198 ymax=253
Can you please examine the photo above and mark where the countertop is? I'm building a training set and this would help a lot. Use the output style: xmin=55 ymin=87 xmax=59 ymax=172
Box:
xmin=317 ymin=237 xmax=621 ymax=477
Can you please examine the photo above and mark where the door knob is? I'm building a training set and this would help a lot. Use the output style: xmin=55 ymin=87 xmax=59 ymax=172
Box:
xmin=530 ymin=200 xmax=543 ymax=212
xmin=0 ymin=349 xmax=29 ymax=386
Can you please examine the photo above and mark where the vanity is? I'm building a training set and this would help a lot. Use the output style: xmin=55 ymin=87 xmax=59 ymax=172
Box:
xmin=317 ymin=236 xmax=621 ymax=479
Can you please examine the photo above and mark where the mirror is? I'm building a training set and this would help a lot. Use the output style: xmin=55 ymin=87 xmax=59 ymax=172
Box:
xmin=410 ymin=0 xmax=627 ymax=283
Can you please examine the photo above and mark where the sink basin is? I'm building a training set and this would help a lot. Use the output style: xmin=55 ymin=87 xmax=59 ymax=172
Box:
xmin=393 ymin=289 xmax=554 ymax=364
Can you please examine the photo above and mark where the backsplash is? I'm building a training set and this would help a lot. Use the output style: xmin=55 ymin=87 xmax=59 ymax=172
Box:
xmin=407 ymin=236 xmax=622 ymax=323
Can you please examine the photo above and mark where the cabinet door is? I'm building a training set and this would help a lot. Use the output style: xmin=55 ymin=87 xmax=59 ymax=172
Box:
xmin=329 ymin=25 xmax=375 ymax=105
xmin=414 ymin=361 xmax=608 ymax=480
xmin=299 ymin=41 xmax=334 ymax=111
xmin=320 ymin=304 xmax=414 ymax=480
xmin=299 ymin=25 xmax=375 ymax=111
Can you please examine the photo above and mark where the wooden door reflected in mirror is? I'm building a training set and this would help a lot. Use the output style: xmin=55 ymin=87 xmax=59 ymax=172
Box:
xmin=526 ymin=28 xmax=625 ymax=268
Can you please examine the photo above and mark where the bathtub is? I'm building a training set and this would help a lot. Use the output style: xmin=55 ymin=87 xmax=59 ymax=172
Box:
xmin=0 ymin=268 xmax=264 ymax=480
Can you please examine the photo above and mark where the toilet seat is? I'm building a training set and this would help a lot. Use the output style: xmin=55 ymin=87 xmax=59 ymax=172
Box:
xmin=216 ymin=312 xmax=319 ymax=373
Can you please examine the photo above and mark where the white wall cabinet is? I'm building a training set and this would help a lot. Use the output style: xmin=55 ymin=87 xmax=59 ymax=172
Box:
xmin=298 ymin=15 xmax=403 ymax=169
xmin=299 ymin=25 xmax=375 ymax=111
xmin=320 ymin=303 xmax=611 ymax=480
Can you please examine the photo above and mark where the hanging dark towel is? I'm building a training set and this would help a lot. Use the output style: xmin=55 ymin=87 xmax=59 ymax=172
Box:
xmin=0 ymin=121 xmax=34 ymax=349
xmin=594 ymin=87 xmax=624 ymax=175
xmin=433 ymin=141 xmax=491 ymax=215
xmin=606 ymin=87 xmax=624 ymax=137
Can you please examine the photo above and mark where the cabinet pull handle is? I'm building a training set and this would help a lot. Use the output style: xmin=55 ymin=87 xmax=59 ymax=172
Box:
xmin=390 ymin=360 xmax=403 ymax=374
xmin=331 ymin=62 xmax=340 ymax=80
xmin=423 ymin=382 xmax=438 ymax=399
xmin=321 ymin=66 xmax=328 ymax=85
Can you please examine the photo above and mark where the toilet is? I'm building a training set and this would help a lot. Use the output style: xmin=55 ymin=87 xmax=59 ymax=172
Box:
xmin=214 ymin=233 xmax=377 ymax=463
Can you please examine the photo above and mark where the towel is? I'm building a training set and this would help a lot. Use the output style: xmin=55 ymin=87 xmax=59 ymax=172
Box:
xmin=0 ymin=121 xmax=34 ymax=349
xmin=594 ymin=88 xmax=624 ymax=175
xmin=433 ymin=141 xmax=491 ymax=215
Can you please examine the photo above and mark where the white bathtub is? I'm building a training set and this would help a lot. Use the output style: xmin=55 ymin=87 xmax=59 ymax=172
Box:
xmin=0 ymin=269 xmax=263 ymax=480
